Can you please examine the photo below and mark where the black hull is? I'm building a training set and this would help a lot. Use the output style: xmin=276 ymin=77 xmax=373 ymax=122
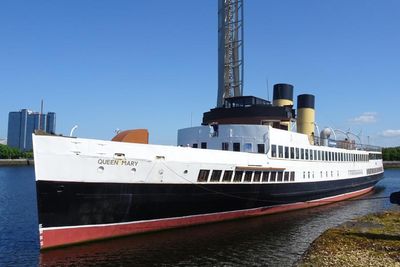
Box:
xmin=37 ymin=173 xmax=383 ymax=228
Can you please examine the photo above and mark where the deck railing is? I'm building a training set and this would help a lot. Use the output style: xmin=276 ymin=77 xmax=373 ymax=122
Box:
xmin=313 ymin=136 xmax=381 ymax=152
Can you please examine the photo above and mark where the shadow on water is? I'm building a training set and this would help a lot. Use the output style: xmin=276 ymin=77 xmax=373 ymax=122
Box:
xmin=40 ymin=170 xmax=400 ymax=267
xmin=1 ymin=167 xmax=400 ymax=266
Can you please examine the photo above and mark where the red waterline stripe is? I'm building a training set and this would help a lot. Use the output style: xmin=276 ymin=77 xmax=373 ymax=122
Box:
xmin=40 ymin=186 xmax=373 ymax=250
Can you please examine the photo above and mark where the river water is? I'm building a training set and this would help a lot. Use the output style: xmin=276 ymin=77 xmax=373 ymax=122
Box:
xmin=0 ymin=166 xmax=399 ymax=266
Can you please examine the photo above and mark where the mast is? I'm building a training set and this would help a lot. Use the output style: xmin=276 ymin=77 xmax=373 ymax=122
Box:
xmin=217 ymin=0 xmax=244 ymax=107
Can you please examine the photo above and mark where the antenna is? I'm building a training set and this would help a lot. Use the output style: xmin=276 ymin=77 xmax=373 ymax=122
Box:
xmin=266 ymin=77 xmax=270 ymax=101
xmin=217 ymin=0 xmax=244 ymax=107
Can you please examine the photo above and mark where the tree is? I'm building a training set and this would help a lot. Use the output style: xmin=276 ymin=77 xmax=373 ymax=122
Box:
xmin=382 ymin=147 xmax=400 ymax=161
xmin=0 ymin=144 xmax=33 ymax=159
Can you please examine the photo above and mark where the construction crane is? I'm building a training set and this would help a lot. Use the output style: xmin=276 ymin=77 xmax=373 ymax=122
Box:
xmin=217 ymin=0 xmax=244 ymax=107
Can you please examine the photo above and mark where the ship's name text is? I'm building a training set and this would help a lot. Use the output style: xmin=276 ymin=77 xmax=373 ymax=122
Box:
xmin=98 ymin=159 xmax=138 ymax=167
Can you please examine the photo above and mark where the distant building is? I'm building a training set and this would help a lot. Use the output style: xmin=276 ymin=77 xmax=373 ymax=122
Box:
xmin=7 ymin=109 xmax=56 ymax=151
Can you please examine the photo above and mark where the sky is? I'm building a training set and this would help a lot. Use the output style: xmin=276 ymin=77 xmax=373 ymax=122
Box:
xmin=1 ymin=0 xmax=400 ymax=147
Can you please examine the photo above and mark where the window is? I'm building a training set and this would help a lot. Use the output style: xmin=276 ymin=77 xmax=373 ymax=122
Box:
xmin=305 ymin=149 xmax=309 ymax=160
xmin=257 ymin=144 xmax=265 ymax=154
xmin=320 ymin=171 xmax=323 ymax=178
xmin=233 ymin=171 xmax=243 ymax=182
xmin=310 ymin=149 xmax=313 ymax=160
xmin=192 ymin=143 xmax=198 ymax=148
xmin=278 ymin=146 xmax=284 ymax=158
xmin=244 ymin=171 xmax=253 ymax=182
xmin=210 ymin=170 xmax=222 ymax=182
xmin=233 ymin=143 xmax=240 ymax=152
xmin=197 ymin=170 xmax=209 ymax=182
xmin=277 ymin=172 xmax=283 ymax=182
xmin=284 ymin=147 xmax=289 ymax=159
xmin=325 ymin=151 xmax=328 ymax=161
xmin=201 ymin=142 xmax=207 ymax=149
xmin=271 ymin=145 xmax=277 ymax=157
xmin=262 ymin=171 xmax=270 ymax=182
xmin=222 ymin=142 xmax=229 ymax=151
xmin=222 ymin=170 xmax=233 ymax=182
xmin=244 ymin=143 xmax=253 ymax=153
xmin=301 ymin=148 xmax=305 ymax=159
xmin=308 ymin=171 xmax=310 ymax=178
xmin=253 ymin=171 xmax=261 ymax=182
xmin=270 ymin=172 xmax=276 ymax=182
xmin=322 ymin=151 xmax=325 ymax=161
xmin=290 ymin=147 xmax=295 ymax=159
xmin=314 ymin=150 xmax=318 ymax=161
xmin=290 ymin=171 xmax=295 ymax=181
xmin=284 ymin=172 xmax=290 ymax=181
xmin=296 ymin=148 xmax=300 ymax=159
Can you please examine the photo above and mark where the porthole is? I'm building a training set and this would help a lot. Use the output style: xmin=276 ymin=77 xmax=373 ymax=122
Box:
xmin=131 ymin=168 xmax=137 ymax=173
xmin=97 ymin=166 xmax=104 ymax=173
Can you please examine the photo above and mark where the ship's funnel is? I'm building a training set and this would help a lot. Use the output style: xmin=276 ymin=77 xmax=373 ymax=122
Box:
xmin=273 ymin=83 xmax=294 ymax=107
xmin=273 ymin=83 xmax=294 ymax=130
xmin=297 ymin=94 xmax=315 ymax=144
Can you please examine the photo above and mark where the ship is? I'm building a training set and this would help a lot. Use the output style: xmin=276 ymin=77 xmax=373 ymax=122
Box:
xmin=33 ymin=0 xmax=383 ymax=250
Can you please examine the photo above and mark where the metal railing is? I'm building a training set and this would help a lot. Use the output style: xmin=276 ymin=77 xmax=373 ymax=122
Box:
xmin=313 ymin=136 xmax=381 ymax=152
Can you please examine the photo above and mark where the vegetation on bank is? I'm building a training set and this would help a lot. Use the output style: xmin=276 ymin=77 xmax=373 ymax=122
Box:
xmin=382 ymin=147 xmax=400 ymax=161
xmin=0 ymin=144 xmax=33 ymax=159
xmin=297 ymin=211 xmax=400 ymax=267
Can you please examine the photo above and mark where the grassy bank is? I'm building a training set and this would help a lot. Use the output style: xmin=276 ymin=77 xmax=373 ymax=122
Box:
xmin=0 ymin=159 xmax=34 ymax=166
xmin=297 ymin=210 xmax=400 ymax=266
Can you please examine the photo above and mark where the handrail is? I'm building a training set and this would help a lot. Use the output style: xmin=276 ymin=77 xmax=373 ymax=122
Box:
xmin=313 ymin=136 xmax=381 ymax=152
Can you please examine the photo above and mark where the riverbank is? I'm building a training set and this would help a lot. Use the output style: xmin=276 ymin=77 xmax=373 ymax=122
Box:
xmin=0 ymin=159 xmax=34 ymax=166
xmin=297 ymin=210 xmax=400 ymax=266
xmin=384 ymin=161 xmax=400 ymax=169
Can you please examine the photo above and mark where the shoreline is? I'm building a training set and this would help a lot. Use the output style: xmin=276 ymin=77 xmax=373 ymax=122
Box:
xmin=383 ymin=161 xmax=400 ymax=168
xmin=297 ymin=210 xmax=400 ymax=266
xmin=0 ymin=159 xmax=34 ymax=166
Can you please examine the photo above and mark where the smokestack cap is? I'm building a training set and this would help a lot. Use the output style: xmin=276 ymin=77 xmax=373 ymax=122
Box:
xmin=297 ymin=94 xmax=315 ymax=109
xmin=273 ymin=83 xmax=294 ymax=101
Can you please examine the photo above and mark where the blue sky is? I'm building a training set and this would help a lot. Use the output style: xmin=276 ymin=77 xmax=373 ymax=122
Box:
xmin=1 ymin=0 xmax=399 ymax=147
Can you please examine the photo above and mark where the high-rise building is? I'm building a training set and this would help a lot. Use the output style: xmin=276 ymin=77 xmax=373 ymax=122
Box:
xmin=7 ymin=109 xmax=56 ymax=151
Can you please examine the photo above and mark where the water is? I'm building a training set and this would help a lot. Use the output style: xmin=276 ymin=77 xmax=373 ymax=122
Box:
xmin=0 ymin=166 xmax=399 ymax=266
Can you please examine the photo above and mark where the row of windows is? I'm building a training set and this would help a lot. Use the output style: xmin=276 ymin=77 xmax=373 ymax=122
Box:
xmin=367 ymin=167 xmax=384 ymax=175
xmin=270 ymin=144 xmax=376 ymax=162
xmin=197 ymin=169 xmax=295 ymax=183
xmin=192 ymin=142 xmax=266 ymax=153
xmin=369 ymin=153 xmax=382 ymax=160
xmin=304 ymin=170 xmax=340 ymax=179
